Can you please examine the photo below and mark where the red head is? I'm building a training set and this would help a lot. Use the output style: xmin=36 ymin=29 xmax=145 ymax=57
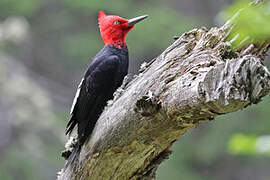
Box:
xmin=98 ymin=11 xmax=148 ymax=49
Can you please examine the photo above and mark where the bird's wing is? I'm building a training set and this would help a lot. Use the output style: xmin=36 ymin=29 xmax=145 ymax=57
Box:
xmin=65 ymin=55 xmax=120 ymax=138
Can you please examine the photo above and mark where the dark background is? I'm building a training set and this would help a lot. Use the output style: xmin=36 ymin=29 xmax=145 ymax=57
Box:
xmin=0 ymin=0 xmax=269 ymax=179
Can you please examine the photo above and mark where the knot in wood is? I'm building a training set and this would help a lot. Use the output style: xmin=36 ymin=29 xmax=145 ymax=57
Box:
xmin=134 ymin=95 xmax=161 ymax=117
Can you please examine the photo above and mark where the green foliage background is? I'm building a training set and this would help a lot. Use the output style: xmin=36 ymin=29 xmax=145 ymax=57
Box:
xmin=0 ymin=0 xmax=270 ymax=180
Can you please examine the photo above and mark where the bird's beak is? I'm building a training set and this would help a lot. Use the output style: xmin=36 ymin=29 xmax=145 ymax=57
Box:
xmin=127 ymin=15 xmax=148 ymax=25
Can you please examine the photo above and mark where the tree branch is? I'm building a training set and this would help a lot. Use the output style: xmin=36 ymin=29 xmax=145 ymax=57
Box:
xmin=58 ymin=18 xmax=270 ymax=180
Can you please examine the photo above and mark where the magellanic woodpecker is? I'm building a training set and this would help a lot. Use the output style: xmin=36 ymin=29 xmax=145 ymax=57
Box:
xmin=65 ymin=11 xmax=148 ymax=167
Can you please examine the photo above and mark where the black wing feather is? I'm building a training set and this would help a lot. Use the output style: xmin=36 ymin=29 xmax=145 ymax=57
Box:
xmin=65 ymin=55 xmax=121 ymax=145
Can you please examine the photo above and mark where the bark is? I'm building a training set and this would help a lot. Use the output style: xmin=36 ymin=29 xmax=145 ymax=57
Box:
xmin=58 ymin=17 xmax=270 ymax=180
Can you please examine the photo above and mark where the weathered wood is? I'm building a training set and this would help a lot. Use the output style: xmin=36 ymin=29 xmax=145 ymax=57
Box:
xmin=58 ymin=20 xmax=270 ymax=180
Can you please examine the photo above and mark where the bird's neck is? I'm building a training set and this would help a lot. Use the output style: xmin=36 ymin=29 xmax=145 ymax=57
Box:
xmin=104 ymin=38 xmax=126 ymax=49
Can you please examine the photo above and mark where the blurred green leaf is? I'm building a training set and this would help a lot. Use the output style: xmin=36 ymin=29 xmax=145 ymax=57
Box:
xmin=228 ymin=133 xmax=270 ymax=156
xmin=222 ymin=0 xmax=270 ymax=48
xmin=228 ymin=133 xmax=257 ymax=155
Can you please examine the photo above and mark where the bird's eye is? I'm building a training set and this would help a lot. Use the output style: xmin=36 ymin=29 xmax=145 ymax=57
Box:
xmin=113 ymin=20 xmax=120 ymax=25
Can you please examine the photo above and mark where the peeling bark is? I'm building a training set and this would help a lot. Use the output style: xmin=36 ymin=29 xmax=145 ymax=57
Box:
xmin=58 ymin=19 xmax=270 ymax=180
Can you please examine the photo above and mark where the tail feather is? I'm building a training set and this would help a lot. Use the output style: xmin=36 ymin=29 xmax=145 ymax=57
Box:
xmin=65 ymin=143 xmax=80 ymax=169
xmin=65 ymin=116 xmax=77 ymax=135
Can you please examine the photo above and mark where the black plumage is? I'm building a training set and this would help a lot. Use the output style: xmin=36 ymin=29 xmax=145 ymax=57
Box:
xmin=65 ymin=45 xmax=128 ymax=166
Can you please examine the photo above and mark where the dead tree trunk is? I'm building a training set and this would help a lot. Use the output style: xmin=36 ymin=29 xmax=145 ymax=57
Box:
xmin=58 ymin=17 xmax=270 ymax=180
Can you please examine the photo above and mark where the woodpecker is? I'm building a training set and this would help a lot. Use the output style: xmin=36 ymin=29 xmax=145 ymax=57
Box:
xmin=65 ymin=11 xmax=148 ymax=166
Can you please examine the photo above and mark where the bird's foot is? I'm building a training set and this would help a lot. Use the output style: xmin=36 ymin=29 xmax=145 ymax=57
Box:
xmin=61 ymin=135 xmax=78 ymax=160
